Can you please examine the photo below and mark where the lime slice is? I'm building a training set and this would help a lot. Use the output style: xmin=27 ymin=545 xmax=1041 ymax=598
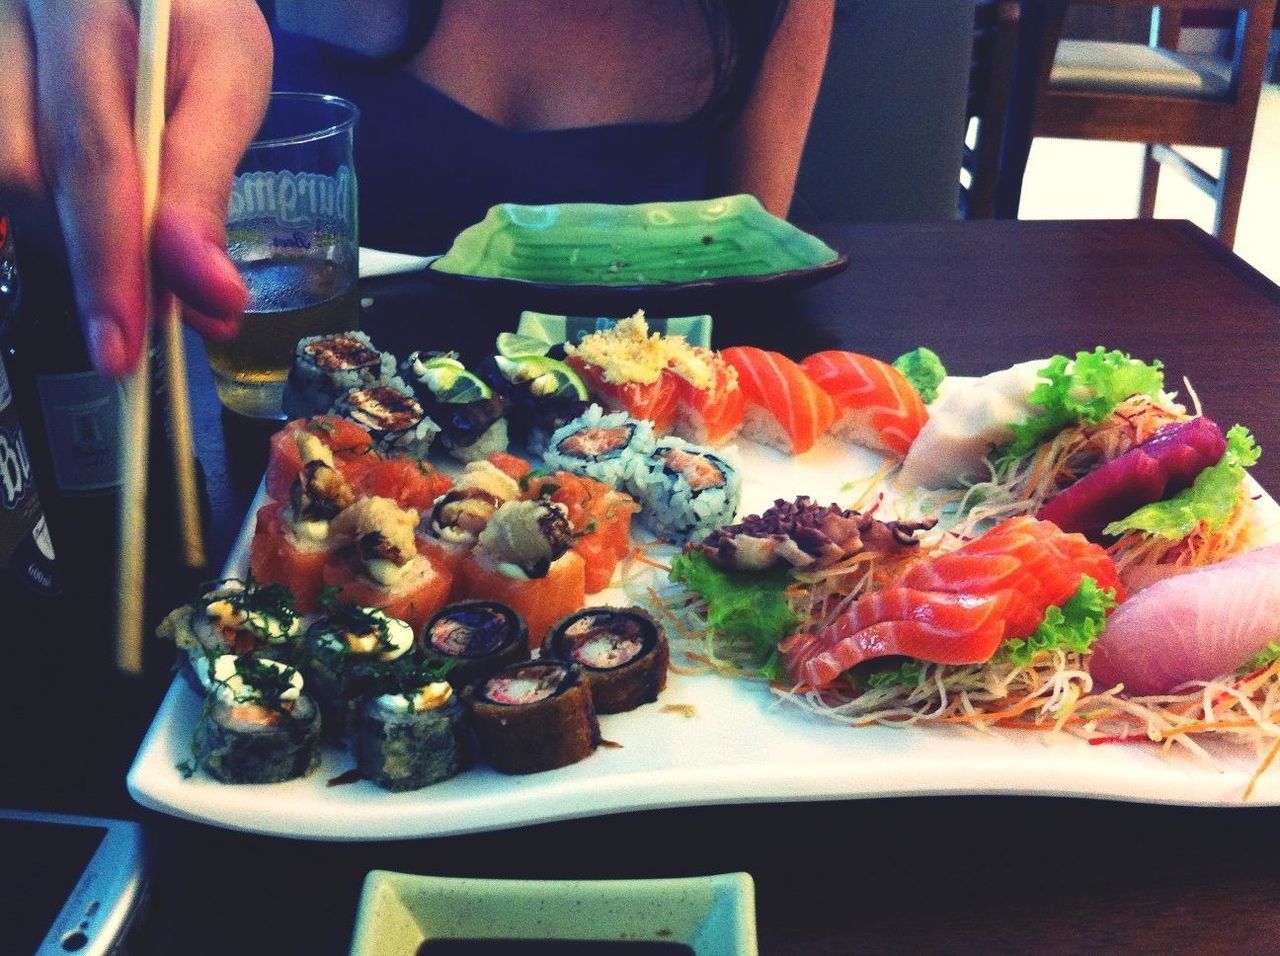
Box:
xmin=436 ymin=372 xmax=491 ymax=404
xmin=496 ymin=332 xmax=552 ymax=359
xmin=494 ymin=355 xmax=588 ymax=400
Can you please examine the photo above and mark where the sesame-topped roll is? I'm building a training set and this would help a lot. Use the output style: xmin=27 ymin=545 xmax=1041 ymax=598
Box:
xmin=283 ymin=331 xmax=396 ymax=418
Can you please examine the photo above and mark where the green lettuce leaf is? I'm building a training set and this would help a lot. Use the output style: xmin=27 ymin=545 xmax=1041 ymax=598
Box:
xmin=669 ymin=551 xmax=797 ymax=679
xmin=1240 ymin=642 xmax=1280 ymax=675
xmin=998 ymin=576 xmax=1117 ymax=667
xmin=892 ymin=347 xmax=947 ymax=404
xmin=864 ymin=658 xmax=925 ymax=690
xmin=1002 ymin=348 xmax=1164 ymax=461
xmin=1103 ymin=425 xmax=1260 ymax=540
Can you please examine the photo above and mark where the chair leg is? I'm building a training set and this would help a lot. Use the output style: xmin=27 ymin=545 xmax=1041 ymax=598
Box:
xmin=1215 ymin=141 xmax=1252 ymax=250
xmin=1138 ymin=144 xmax=1160 ymax=219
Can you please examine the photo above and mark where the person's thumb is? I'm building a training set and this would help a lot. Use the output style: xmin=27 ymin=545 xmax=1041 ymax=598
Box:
xmin=152 ymin=1 xmax=272 ymax=339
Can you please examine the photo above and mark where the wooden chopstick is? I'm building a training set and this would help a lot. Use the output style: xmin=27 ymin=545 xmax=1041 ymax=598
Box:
xmin=164 ymin=294 xmax=206 ymax=568
xmin=116 ymin=0 xmax=173 ymax=676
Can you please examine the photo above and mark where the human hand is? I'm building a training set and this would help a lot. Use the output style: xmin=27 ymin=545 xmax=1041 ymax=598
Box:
xmin=0 ymin=0 xmax=273 ymax=377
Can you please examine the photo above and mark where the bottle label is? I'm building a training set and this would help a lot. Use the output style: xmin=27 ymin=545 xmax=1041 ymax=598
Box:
xmin=36 ymin=370 xmax=122 ymax=492
xmin=0 ymin=358 xmax=61 ymax=595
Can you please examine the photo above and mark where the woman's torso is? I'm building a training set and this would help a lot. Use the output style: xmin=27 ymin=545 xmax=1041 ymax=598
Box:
xmin=271 ymin=0 xmax=724 ymax=254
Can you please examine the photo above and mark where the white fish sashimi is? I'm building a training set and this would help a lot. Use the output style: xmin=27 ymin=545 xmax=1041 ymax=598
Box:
xmin=1088 ymin=544 xmax=1280 ymax=696
xmin=898 ymin=360 xmax=1049 ymax=489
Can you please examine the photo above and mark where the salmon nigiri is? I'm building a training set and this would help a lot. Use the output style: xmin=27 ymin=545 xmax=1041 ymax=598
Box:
xmin=720 ymin=346 xmax=836 ymax=455
xmin=800 ymin=350 xmax=928 ymax=457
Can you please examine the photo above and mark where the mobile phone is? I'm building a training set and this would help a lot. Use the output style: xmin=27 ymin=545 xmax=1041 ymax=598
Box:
xmin=0 ymin=809 xmax=147 ymax=956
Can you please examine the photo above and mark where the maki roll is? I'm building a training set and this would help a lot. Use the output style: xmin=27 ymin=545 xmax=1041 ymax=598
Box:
xmin=420 ymin=459 xmax=524 ymax=573
xmin=544 ymin=607 xmax=669 ymax=714
xmin=282 ymin=331 xmax=396 ymax=419
xmin=418 ymin=600 xmax=530 ymax=689
xmin=463 ymin=661 xmax=600 ymax=774
xmin=457 ymin=499 xmax=585 ymax=648
xmin=156 ymin=579 xmax=301 ymax=691
xmin=479 ymin=353 xmax=589 ymax=453
xmin=542 ymin=404 xmax=655 ymax=490
xmin=400 ymin=351 xmax=509 ymax=462
xmin=297 ymin=602 xmax=417 ymax=740
xmin=264 ymin=415 xmax=374 ymax=502
xmin=626 ymin=438 xmax=741 ymax=545
xmin=524 ymin=471 xmax=640 ymax=593
xmin=251 ymin=441 xmax=360 ymax=611
xmin=322 ymin=497 xmax=454 ymax=631
xmin=354 ymin=675 xmax=469 ymax=792
xmin=331 ymin=379 xmax=440 ymax=459
xmin=193 ymin=655 xmax=321 ymax=784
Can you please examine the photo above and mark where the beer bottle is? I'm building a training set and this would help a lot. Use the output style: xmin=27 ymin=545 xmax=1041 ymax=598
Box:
xmin=3 ymin=244 xmax=122 ymax=603
xmin=0 ymin=212 xmax=62 ymax=602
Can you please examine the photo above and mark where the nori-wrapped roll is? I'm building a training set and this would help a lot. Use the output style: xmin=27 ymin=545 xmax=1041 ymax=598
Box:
xmin=296 ymin=603 xmax=417 ymax=742
xmin=354 ymin=680 xmax=469 ymax=791
xmin=542 ymin=405 xmax=655 ymax=490
xmin=194 ymin=656 xmax=321 ymax=784
xmin=463 ymin=661 xmax=599 ymax=774
xmin=400 ymin=352 xmax=510 ymax=462
xmin=544 ymin=607 xmax=669 ymax=714
xmin=477 ymin=354 xmax=589 ymax=454
xmin=418 ymin=600 xmax=531 ymax=689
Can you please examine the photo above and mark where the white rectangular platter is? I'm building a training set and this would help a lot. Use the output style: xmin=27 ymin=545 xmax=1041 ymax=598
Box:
xmin=128 ymin=431 xmax=1280 ymax=840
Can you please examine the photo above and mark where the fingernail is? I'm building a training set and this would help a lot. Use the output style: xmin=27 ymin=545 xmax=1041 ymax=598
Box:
xmin=85 ymin=317 xmax=128 ymax=378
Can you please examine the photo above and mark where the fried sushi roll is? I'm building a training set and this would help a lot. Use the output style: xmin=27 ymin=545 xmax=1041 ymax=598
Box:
xmin=418 ymin=600 xmax=530 ymax=689
xmin=542 ymin=404 xmax=655 ymax=489
xmin=355 ymin=679 xmax=469 ymax=792
xmin=193 ymin=656 xmax=321 ymax=784
xmin=626 ymin=439 xmax=741 ymax=545
xmin=463 ymin=661 xmax=599 ymax=774
xmin=544 ymin=607 xmax=669 ymax=714
xmin=282 ymin=331 xmax=396 ymax=418
xmin=297 ymin=603 xmax=417 ymax=741
xmin=331 ymin=379 xmax=440 ymax=459
xmin=156 ymin=579 xmax=301 ymax=692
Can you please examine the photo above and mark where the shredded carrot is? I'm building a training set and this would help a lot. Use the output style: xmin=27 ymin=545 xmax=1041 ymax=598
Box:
xmin=1242 ymin=735 xmax=1280 ymax=802
xmin=1159 ymin=720 xmax=1262 ymax=740
xmin=631 ymin=550 xmax=672 ymax=573
xmin=936 ymin=695 xmax=1046 ymax=725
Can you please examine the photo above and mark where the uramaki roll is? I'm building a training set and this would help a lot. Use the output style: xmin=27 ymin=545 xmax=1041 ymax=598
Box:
xmin=418 ymin=600 xmax=530 ymax=689
xmin=463 ymin=662 xmax=599 ymax=774
xmin=544 ymin=607 xmax=669 ymax=714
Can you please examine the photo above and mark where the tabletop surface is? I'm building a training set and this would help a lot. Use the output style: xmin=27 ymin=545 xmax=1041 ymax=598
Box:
xmin=6 ymin=218 xmax=1280 ymax=955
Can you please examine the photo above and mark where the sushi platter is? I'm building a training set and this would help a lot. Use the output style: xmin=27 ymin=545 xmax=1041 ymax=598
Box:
xmin=128 ymin=324 xmax=1280 ymax=839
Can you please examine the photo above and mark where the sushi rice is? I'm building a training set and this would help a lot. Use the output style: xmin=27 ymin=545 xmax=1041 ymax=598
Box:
xmin=330 ymin=377 xmax=441 ymax=459
xmin=283 ymin=331 xmax=397 ymax=418
xmin=626 ymin=437 xmax=741 ymax=544
xmin=542 ymin=404 xmax=655 ymax=489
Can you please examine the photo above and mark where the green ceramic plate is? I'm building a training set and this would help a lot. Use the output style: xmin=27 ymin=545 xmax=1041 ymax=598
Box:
xmin=426 ymin=195 xmax=847 ymax=311
xmin=349 ymin=871 xmax=757 ymax=956
xmin=517 ymin=311 xmax=713 ymax=350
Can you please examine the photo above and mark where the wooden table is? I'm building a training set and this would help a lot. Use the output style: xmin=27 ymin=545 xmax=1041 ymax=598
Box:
xmin=9 ymin=219 xmax=1280 ymax=955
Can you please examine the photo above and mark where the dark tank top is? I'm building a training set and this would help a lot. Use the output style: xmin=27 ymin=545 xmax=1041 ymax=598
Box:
xmin=271 ymin=30 xmax=716 ymax=255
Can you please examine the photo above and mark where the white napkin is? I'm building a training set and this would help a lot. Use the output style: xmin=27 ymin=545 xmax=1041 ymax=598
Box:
xmin=358 ymin=247 xmax=437 ymax=279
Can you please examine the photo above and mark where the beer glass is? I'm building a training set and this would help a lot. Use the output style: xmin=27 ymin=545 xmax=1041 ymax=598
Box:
xmin=205 ymin=92 xmax=360 ymax=418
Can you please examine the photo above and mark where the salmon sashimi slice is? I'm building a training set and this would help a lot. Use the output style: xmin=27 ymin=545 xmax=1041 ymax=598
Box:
xmin=800 ymin=350 xmax=929 ymax=457
xmin=783 ymin=591 xmax=1013 ymax=688
xmin=568 ymin=357 xmax=680 ymax=434
xmin=721 ymin=346 xmax=837 ymax=455
xmin=672 ymin=363 xmax=746 ymax=447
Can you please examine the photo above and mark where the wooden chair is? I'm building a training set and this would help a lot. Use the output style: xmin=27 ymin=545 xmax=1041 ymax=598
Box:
xmin=1028 ymin=0 xmax=1277 ymax=248
xmin=962 ymin=0 xmax=1023 ymax=218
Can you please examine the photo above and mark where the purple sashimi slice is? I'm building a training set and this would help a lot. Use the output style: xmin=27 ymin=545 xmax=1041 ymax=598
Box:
xmin=1139 ymin=416 xmax=1228 ymax=491
xmin=1036 ymin=417 xmax=1226 ymax=538
xmin=1036 ymin=449 xmax=1167 ymax=538
xmin=1088 ymin=544 xmax=1280 ymax=696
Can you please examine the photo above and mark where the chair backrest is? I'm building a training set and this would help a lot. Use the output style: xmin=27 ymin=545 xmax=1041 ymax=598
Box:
xmin=792 ymin=0 xmax=977 ymax=223
xmin=963 ymin=0 xmax=1022 ymax=217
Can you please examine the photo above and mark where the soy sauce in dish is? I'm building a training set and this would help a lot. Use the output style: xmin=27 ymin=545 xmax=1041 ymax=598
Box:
xmin=416 ymin=941 xmax=694 ymax=955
